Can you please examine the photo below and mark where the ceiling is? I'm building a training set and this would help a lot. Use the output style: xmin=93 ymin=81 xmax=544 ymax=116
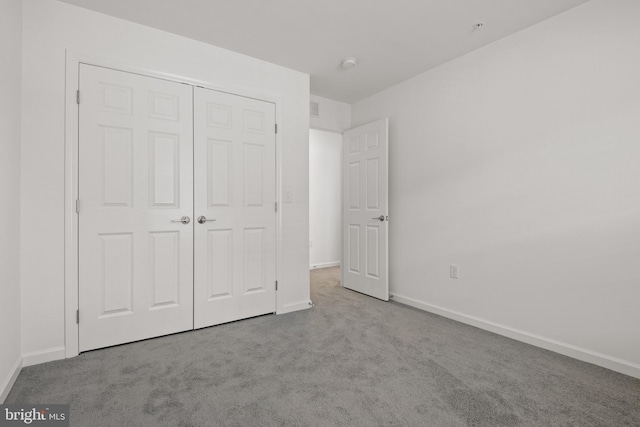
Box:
xmin=58 ymin=0 xmax=590 ymax=103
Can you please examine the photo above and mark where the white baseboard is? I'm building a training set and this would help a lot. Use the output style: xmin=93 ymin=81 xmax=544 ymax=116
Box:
xmin=0 ymin=356 xmax=22 ymax=403
xmin=277 ymin=300 xmax=312 ymax=315
xmin=310 ymin=261 xmax=341 ymax=270
xmin=22 ymin=347 xmax=66 ymax=368
xmin=391 ymin=293 xmax=640 ymax=379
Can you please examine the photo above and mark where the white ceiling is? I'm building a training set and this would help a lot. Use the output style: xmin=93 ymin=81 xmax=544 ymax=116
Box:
xmin=58 ymin=0 xmax=590 ymax=103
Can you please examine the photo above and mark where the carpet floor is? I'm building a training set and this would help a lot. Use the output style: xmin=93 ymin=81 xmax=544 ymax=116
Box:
xmin=7 ymin=267 xmax=640 ymax=426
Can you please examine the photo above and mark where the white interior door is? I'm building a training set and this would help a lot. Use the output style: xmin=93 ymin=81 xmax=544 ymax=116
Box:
xmin=193 ymin=87 xmax=277 ymax=328
xmin=78 ymin=64 xmax=194 ymax=351
xmin=342 ymin=118 xmax=389 ymax=300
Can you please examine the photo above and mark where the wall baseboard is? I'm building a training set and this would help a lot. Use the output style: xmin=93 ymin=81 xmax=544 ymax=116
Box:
xmin=277 ymin=300 xmax=312 ymax=315
xmin=391 ymin=293 xmax=640 ymax=380
xmin=310 ymin=261 xmax=341 ymax=270
xmin=0 ymin=356 xmax=22 ymax=403
xmin=22 ymin=347 xmax=66 ymax=368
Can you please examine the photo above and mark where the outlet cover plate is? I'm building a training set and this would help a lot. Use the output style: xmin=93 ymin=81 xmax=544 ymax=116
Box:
xmin=450 ymin=264 xmax=459 ymax=279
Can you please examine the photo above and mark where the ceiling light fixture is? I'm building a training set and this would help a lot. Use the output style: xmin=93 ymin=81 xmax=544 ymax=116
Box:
xmin=341 ymin=57 xmax=358 ymax=69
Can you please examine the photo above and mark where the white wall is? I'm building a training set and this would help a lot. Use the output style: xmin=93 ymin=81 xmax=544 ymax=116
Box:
xmin=21 ymin=0 xmax=310 ymax=363
xmin=309 ymin=129 xmax=342 ymax=269
xmin=310 ymin=94 xmax=351 ymax=133
xmin=352 ymin=0 xmax=640 ymax=378
xmin=0 ymin=0 xmax=23 ymax=402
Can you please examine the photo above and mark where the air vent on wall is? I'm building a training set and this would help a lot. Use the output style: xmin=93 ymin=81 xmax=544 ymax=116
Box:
xmin=310 ymin=101 xmax=319 ymax=117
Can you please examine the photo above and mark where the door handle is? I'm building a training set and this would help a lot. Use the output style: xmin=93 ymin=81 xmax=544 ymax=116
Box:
xmin=371 ymin=215 xmax=385 ymax=222
xmin=197 ymin=216 xmax=216 ymax=224
xmin=171 ymin=216 xmax=191 ymax=224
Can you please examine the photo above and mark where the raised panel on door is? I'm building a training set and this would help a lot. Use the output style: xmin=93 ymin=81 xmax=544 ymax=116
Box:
xmin=207 ymin=140 xmax=232 ymax=207
xmin=98 ymin=233 xmax=133 ymax=316
xmin=148 ymin=231 xmax=181 ymax=309
xmin=194 ymin=87 xmax=276 ymax=329
xmin=342 ymin=119 xmax=389 ymax=301
xmin=149 ymin=132 xmax=180 ymax=207
xmin=78 ymin=64 xmax=194 ymax=352
xmin=99 ymin=126 xmax=133 ymax=207
xmin=348 ymin=225 xmax=361 ymax=274
xmin=207 ymin=229 xmax=233 ymax=300
xmin=244 ymin=227 xmax=267 ymax=293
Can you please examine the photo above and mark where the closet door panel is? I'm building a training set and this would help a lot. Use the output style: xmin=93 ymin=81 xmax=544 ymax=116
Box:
xmin=78 ymin=64 xmax=194 ymax=352
xmin=194 ymin=87 xmax=277 ymax=328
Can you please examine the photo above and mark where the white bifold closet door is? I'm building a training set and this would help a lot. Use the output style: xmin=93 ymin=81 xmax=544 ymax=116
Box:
xmin=78 ymin=65 xmax=277 ymax=352
xmin=78 ymin=64 xmax=194 ymax=352
xmin=193 ymin=87 xmax=277 ymax=329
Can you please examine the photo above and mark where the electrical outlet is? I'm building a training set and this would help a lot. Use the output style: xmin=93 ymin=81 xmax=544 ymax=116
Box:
xmin=284 ymin=190 xmax=293 ymax=203
xmin=450 ymin=264 xmax=459 ymax=279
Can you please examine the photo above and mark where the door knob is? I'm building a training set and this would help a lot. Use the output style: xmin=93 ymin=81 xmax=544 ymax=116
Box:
xmin=371 ymin=215 xmax=385 ymax=222
xmin=171 ymin=216 xmax=191 ymax=224
xmin=197 ymin=216 xmax=216 ymax=224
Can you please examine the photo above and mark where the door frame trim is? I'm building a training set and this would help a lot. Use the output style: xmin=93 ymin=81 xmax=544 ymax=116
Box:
xmin=64 ymin=51 xmax=284 ymax=358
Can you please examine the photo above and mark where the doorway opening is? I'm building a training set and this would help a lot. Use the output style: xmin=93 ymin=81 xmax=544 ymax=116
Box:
xmin=309 ymin=128 xmax=342 ymax=281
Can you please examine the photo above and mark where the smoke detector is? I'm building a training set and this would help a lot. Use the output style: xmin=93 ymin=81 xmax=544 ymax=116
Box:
xmin=341 ymin=57 xmax=358 ymax=69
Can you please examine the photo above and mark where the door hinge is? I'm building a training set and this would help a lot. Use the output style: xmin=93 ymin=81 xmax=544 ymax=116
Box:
xmin=76 ymin=90 xmax=80 ymax=105
xmin=275 ymin=280 xmax=278 ymax=291
xmin=75 ymin=199 xmax=80 ymax=214
xmin=76 ymin=310 xmax=79 ymax=324
xmin=275 ymin=123 xmax=278 ymax=134
xmin=275 ymin=202 xmax=278 ymax=212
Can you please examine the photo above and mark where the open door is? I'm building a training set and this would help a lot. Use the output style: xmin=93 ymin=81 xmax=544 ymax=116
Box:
xmin=342 ymin=118 xmax=389 ymax=300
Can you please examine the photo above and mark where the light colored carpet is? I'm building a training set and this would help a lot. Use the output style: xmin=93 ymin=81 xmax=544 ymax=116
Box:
xmin=7 ymin=267 xmax=640 ymax=426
